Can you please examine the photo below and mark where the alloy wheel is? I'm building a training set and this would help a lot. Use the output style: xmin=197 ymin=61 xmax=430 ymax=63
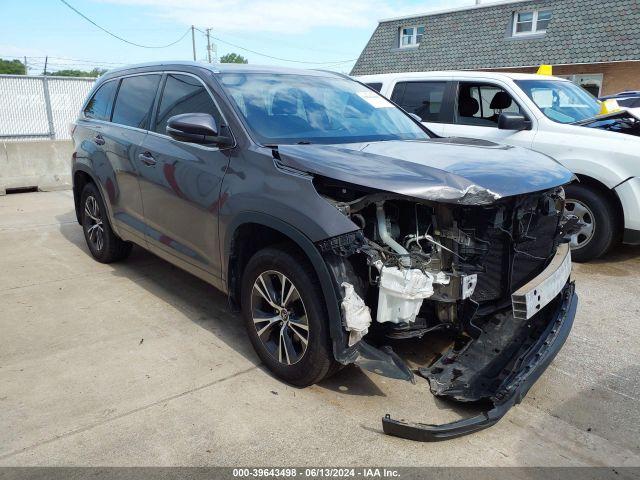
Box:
xmin=250 ymin=270 xmax=310 ymax=365
xmin=565 ymin=199 xmax=596 ymax=249
xmin=84 ymin=195 xmax=105 ymax=252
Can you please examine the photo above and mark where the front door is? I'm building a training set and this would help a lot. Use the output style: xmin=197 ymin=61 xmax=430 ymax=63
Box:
xmin=444 ymin=81 xmax=536 ymax=149
xmin=137 ymin=72 xmax=231 ymax=279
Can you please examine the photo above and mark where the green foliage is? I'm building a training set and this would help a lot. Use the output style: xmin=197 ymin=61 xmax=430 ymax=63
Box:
xmin=46 ymin=67 xmax=108 ymax=78
xmin=0 ymin=58 xmax=26 ymax=75
xmin=220 ymin=53 xmax=248 ymax=64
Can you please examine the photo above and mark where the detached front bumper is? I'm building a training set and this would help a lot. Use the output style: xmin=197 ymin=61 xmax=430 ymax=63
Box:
xmin=383 ymin=248 xmax=578 ymax=441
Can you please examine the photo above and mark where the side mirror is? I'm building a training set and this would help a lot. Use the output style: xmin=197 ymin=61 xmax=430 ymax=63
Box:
xmin=166 ymin=113 xmax=233 ymax=147
xmin=498 ymin=112 xmax=529 ymax=131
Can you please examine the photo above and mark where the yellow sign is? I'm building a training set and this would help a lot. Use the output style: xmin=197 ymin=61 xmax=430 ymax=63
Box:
xmin=537 ymin=64 xmax=553 ymax=75
xmin=599 ymin=99 xmax=622 ymax=115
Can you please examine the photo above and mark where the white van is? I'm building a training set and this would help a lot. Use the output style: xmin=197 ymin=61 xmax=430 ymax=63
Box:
xmin=355 ymin=71 xmax=640 ymax=262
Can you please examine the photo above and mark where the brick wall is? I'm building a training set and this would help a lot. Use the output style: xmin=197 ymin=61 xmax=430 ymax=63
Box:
xmin=484 ymin=61 xmax=640 ymax=96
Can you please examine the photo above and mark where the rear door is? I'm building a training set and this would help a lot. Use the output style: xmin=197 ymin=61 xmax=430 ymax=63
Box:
xmin=105 ymin=73 xmax=162 ymax=243
xmin=76 ymin=74 xmax=160 ymax=244
xmin=445 ymin=81 xmax=536 ymax=148
xmin=389 ymin=80 xmax=454 ymax=135
xmin=137 ymin=72 xmax=232 ymax=280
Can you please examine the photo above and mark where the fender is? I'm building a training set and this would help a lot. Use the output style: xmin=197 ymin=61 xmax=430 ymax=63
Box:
xmin=71 ymin=163 xmax=122 ymax=238
xmin=224 ymin=211 xmax=350 ymax=360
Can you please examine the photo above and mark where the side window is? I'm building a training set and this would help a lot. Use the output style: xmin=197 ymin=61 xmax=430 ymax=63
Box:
xmin=154 ymin=74 xmax=223 ymax=135
xmin=391 ymin=81 xmax=446 ymax=122
xmin=84 ymin=81 xmax=117 ymax=121
xmin=112 ymin=74 xmax=161 ymax=130
xmin=366 ymin=82 xmax=383 ymax=92
xmin=456 ymin=82 xmax=521 ymax=127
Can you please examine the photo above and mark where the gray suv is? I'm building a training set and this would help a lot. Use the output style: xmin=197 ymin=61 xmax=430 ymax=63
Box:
xmin=72 ymin=62 xmax=579 ymax=440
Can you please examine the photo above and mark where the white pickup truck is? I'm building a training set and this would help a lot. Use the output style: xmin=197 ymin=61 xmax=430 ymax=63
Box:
xmin=355 ymin=71 xmax=640 ymax=262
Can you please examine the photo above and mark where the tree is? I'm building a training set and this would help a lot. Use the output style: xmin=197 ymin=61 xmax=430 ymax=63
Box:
xmin=0 ymin=58 xmax=26 ymax=75
xmin=220 ymin=53 xmax=248 ymax=64
xmin=44 ymin=67 xmax=107 ymax=78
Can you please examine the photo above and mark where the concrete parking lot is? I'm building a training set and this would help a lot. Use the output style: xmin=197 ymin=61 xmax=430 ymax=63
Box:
xmin=0 ymin=190 xmax=639 ymax=466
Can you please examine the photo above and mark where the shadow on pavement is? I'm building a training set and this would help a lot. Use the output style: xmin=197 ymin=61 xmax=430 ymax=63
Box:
xmin=56 ymin=211 xmax=261 ymax=369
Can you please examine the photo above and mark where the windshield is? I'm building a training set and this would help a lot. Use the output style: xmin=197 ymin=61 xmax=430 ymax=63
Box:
xmin=515 ymin=79 xmax=601 ymax=123
xmin=218 ymin=72 xmax=430 ymax=145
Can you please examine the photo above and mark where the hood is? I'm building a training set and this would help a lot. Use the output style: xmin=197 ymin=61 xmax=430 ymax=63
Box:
xmin=276 ymin=137 xmax=574 ymax=205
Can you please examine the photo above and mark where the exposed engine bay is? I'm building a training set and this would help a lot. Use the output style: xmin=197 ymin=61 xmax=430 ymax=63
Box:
xmin=574 ymin=110 xmax=640 ymax=136
xmin=315 ymin=178 xmax=580 ymax=440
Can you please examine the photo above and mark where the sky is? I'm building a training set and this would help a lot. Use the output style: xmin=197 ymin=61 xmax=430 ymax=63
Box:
xmin=0 ymin=0 xmax=476 ymax=74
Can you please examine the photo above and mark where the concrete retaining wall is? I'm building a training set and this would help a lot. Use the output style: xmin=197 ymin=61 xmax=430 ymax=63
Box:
xmin=0 ymin=140 xmax=73 ymax=195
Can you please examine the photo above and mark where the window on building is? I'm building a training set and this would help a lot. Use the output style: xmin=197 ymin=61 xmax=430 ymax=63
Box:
xmin=513 ymin=9 xmax=552 ymax=36
xmin=84 ymin=80 xmax=117 ymax=121
xmin=557 ymin=74 xmax=603 ymax=97
xmin=112 ymin=74 xmax=161 ymax=130
xmin=399 ymin=25 xmax=425 ymax=48
xmin=154 ymin=74 xmax=222 ymax=135
xmin=391 ymin=81 xmax=446 ymax=122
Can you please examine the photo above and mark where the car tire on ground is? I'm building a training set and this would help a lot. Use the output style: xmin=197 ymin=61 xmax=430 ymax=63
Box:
xmin=564 ymin=183 xmax=617 ymax=262
xmin=241 ymin=246 xmax=338 ymax=387
xmin=80 ymin=182 xmax=132 ymax=263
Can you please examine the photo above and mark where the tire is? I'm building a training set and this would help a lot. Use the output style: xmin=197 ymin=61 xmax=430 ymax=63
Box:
xmin=80 ymin=182 xmax=132 ymax=263
xmin=241 ymin=247 xmax=338 ymax=387
xmin=564 ymin=183 xmax=617 ymax=262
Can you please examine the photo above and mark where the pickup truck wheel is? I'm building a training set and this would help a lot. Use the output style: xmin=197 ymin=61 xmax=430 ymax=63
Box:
xmin=564 ymin=183 xmax=616 ymax=262
xmin=241 ymin=247 xmax=337 ymax=387
xmin=80 ymin=183 xmax=132 ymax=263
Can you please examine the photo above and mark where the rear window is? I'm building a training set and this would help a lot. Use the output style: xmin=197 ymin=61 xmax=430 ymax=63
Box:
xmin=84 ymin=81 xmax=117 ymax=121
xmin=112 ymin=74 xmax=161 ymax=129
xmin=391 ymin=81 xmax=446 ymax=122
xmin=366 ymin=82 xmax=383 ymax=92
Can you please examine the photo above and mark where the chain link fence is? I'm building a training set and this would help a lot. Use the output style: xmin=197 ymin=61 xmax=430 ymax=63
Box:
xmin=0 ymin=75 xmax=95 ymax=141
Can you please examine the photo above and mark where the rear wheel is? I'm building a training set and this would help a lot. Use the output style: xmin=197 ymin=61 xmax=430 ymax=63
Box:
xmin=80 ymin=182 xmax=132 ymax=263
xmin=564 ymin=183 xmax=616 ymax=262
xmin=241 ymin=247 xmax=337 ymax=386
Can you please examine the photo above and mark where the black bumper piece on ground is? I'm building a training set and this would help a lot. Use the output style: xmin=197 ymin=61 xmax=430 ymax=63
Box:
xmin=382 ymin=282 xmax=578 ymax=441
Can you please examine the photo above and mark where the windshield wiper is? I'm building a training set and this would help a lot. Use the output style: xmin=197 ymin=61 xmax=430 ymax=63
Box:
xmin=296 ymin=140 xmax=313 ymax=145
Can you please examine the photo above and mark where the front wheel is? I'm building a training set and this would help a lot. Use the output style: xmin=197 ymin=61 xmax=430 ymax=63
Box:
xmin=564 ymin=183 xmax=617 ymax=262
xmin=241 ymin=247 xmax=337 ymax=387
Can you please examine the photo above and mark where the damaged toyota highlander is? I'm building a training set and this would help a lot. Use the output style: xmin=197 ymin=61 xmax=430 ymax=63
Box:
xmin=71 ymin=63 xmax=580 ymax=441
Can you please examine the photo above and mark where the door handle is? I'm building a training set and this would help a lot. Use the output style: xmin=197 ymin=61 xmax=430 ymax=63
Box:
xmin=93 ymin=134 xmax=105 ymax=146
xmin=138 ymin=152 xmax=157 ymax=166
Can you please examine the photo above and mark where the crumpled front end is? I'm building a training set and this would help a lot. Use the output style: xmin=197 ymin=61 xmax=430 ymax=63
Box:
xmin=574 ymin=110 xmax=640 ymax=136
xmin=314 ymin=178 xmax=580 ymax=440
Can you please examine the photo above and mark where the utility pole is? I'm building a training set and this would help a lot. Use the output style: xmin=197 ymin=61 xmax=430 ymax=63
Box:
xmin=43 ymin=56 xmax=48 ymax=76
xmin=191 ymin=25 xmax=196 ymax=61
xmin=24 ymin=56 xmax=28 ymax=75
xmin=206 ymin=28 xmax=212 ymax=63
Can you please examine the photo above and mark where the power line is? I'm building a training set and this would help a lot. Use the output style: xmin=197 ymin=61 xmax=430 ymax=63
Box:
xmin=193 ymin=27 xmax=357 ymax=65
xmin=0 ymin=54 xmax=125 ymax=66
xmin=58 ymin=0 xmax=190 ymax=49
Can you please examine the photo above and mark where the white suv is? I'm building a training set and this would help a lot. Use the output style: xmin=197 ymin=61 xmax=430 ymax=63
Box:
xmin=355 ymin=71 xmax=640 ymax=262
